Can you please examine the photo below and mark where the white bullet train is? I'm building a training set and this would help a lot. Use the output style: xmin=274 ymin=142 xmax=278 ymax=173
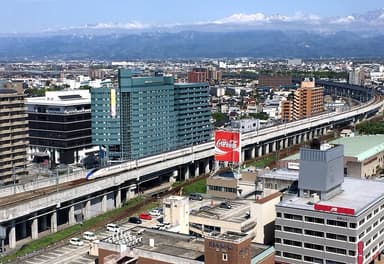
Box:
xmin=85 ymin=142 xmax=214 ymax=180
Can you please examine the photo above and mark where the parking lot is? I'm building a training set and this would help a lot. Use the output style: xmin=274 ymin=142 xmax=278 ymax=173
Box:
xmin=17 ymin=214 xmax=162 ymax=264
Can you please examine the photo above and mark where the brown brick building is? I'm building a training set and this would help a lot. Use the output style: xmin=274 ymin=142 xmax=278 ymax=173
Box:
xmin=258 ymin=75 xmax=292 ymax=89
xmin=292 ymin=78 xmax=324 ymax=120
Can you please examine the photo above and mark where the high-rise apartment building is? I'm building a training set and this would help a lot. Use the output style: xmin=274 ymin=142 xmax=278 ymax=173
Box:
xmin=174 ymin=83 xmax=211 ymax=147
xmin=280 ymin=99 xmax=293 ymax=122
xmin=275 ymin=142 xmax=384 ymax=264
xmin=91 ymin=69 xmax=211 ymax=161
xmin=349 ymin=67 xmax=365 ymax=86
xmin=292 ymin=78 xmax=324 ymax=120
xmin=0 ymin=87 xmax=28 ymax=184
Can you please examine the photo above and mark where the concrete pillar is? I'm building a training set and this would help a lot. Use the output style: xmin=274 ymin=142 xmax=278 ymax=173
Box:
xmin=184 ymin=167 xmax=190 ymax=180
xmin=20 ymin=221 xmax=27 ymax=238
xmin=251 ymin=146 xmax=256 ymax=159
xmin=101 ymin=195 xmax=107 ymax=213
xmin=214 ymin=160 xmax=219 ymax=171
xmin=84 ymin=200 xmax=91 ymax=219
xmin=51 ymin=211 xmax=57 ymax=233
xmin=205 ymin=160 xmax=210 ymax=174
xmin=258 ymin=146 xmax=262 ymax=157
xmin=241 ymin=150 xmax=245 ymax=163
xmin=272 ymin=142 xmax=276 ymax=152
xmin=31 ymin=217 xmax=38 ymax=240
xmin=68 ymin=205 xmax=76 ymax=225
xmin=194 ymin=164 xmax=199 ymax=177
xmin=115 ymin=189 xmax=121 ymax=208
xmin=223 ymin=161 xmax=229 ymax=167
xmin=126 ymin=185 xmax=136 ymax=201
xmin=8 ymin=221 xmax=16 ymax=249
xmin=265 ymin=144 xmax=270 ymax=154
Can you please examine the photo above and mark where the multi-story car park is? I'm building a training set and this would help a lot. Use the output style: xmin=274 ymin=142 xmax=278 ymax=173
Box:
xmin=275 ymin=142 xmax=384 ymax=264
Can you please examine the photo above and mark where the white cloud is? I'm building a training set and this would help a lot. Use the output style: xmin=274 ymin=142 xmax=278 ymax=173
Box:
xmin=214 ymin=12 xmax=322 ymax=24
xmin=87 ymin=22 xmax=148 ymax=30
xmin=331 ymin=15 xmax=355 ymax=24
xmin=214 ymin=13 xmax=267 ymax=24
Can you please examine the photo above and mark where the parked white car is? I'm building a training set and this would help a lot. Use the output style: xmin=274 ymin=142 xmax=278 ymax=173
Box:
xmin=106 ymin=223 xmax=120 ymax=232
xmin=149 ymin=209 xmax=161 ymax=217
xmin=83 ymin=231 xmax=97 ymax=241
xmin=69 ymin=237 xmax=84 ymax=246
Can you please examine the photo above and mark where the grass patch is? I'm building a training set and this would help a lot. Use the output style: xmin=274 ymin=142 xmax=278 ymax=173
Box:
xmin=247 ymin=155 xmax=276 ymax=168
xmin=1 ymin=195 xmax=150 ymax=263
xmin=182 ymin=178 xmax=206 ymax=195
xmin=2 ymin=224 xmax=82 ymax=263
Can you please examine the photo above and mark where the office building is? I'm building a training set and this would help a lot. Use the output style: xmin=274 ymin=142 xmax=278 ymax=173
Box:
xmin=0 ymin=87 xmax=28 ymax=184
xmin=91 ymin=69 xmax=211 ymax=161
xmin=275 ymin=142 xmax=384 ymax=264
xmin=292 ymin=78 xmax=324 ymax=120
xmin=26 ymin=90 xmax=93 ymax=165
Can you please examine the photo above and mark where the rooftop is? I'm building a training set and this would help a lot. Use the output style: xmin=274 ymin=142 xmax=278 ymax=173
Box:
xmin=26 ymin=90 xmax=90 ymax=106
xmin=279 ymin=177 xmax=384 ymax=216
xmin=330 ymin=135 xmax=384 ymax=161
xmin=100 ymin=227 xmax=205 ymax=261
xmin=259 ymin=169 xmax=299 ymax=181
xmin=283 ymin=135 xmax=384 ymax=162
xmin=209 ymin=231 xmax=250 ymax=243
xmin=190 ymin=199 xmax=251 ymax=223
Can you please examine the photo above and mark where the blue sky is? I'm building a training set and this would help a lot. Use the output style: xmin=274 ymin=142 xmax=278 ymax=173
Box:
xmin=2 ymin=0 xmax=383 ymax=33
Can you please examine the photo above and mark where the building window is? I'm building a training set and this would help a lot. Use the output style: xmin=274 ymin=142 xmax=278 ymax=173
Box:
xmin=222 ymin=253 xmax=228 ymax=261
xmin=349 ymin=223 xmax=357 ymax=228
xmin=283 ymin=252 xmax=301 ymax=260
xmin=283 ymin=226 xmax=302 ymax=234
xmin=284 ymin=213 xmax=303 ymax=221
xmin=304 ymin=229 xmax=324 ymax=237
xmin=367 ymin=213 xmax=372 ymax=220
xmin=304 ymin=256 xmax=322 ymax=263
xmin=326 ymin=246 xmax=346 ymax=255
xmin=349 ymin=236 xmax=356 ymax=242
xmin=304 ymin=243 xmax=324 ymax=251
xmin=326 ymin=233 xmax=347 ymax=241
xmin=327 ymin=219 xmax=347 ymax=227
xmin=305 ymin=216 xmax=324 ymax=224
xmin=283 ymin=239 xmax=302 ymax=247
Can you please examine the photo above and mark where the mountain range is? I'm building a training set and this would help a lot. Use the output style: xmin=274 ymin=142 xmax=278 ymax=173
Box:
xmin=1 ymin=9 xmax=384 ymax=60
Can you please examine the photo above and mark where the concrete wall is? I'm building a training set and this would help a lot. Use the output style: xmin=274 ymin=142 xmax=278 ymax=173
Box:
xmin=251 ymin=191 xmax=281 ymax=244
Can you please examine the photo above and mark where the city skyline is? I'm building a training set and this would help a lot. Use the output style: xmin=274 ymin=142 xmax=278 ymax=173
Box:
xmin=1 ymin=0 xmax=383 ymax=33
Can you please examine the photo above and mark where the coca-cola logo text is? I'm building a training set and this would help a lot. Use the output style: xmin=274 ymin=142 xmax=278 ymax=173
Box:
xmin=216 ymin=139 xmax=238 ymax=149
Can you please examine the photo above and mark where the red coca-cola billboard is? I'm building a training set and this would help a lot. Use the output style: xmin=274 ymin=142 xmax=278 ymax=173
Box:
xmin=215 ymin=131 xmax=241 ymax=163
